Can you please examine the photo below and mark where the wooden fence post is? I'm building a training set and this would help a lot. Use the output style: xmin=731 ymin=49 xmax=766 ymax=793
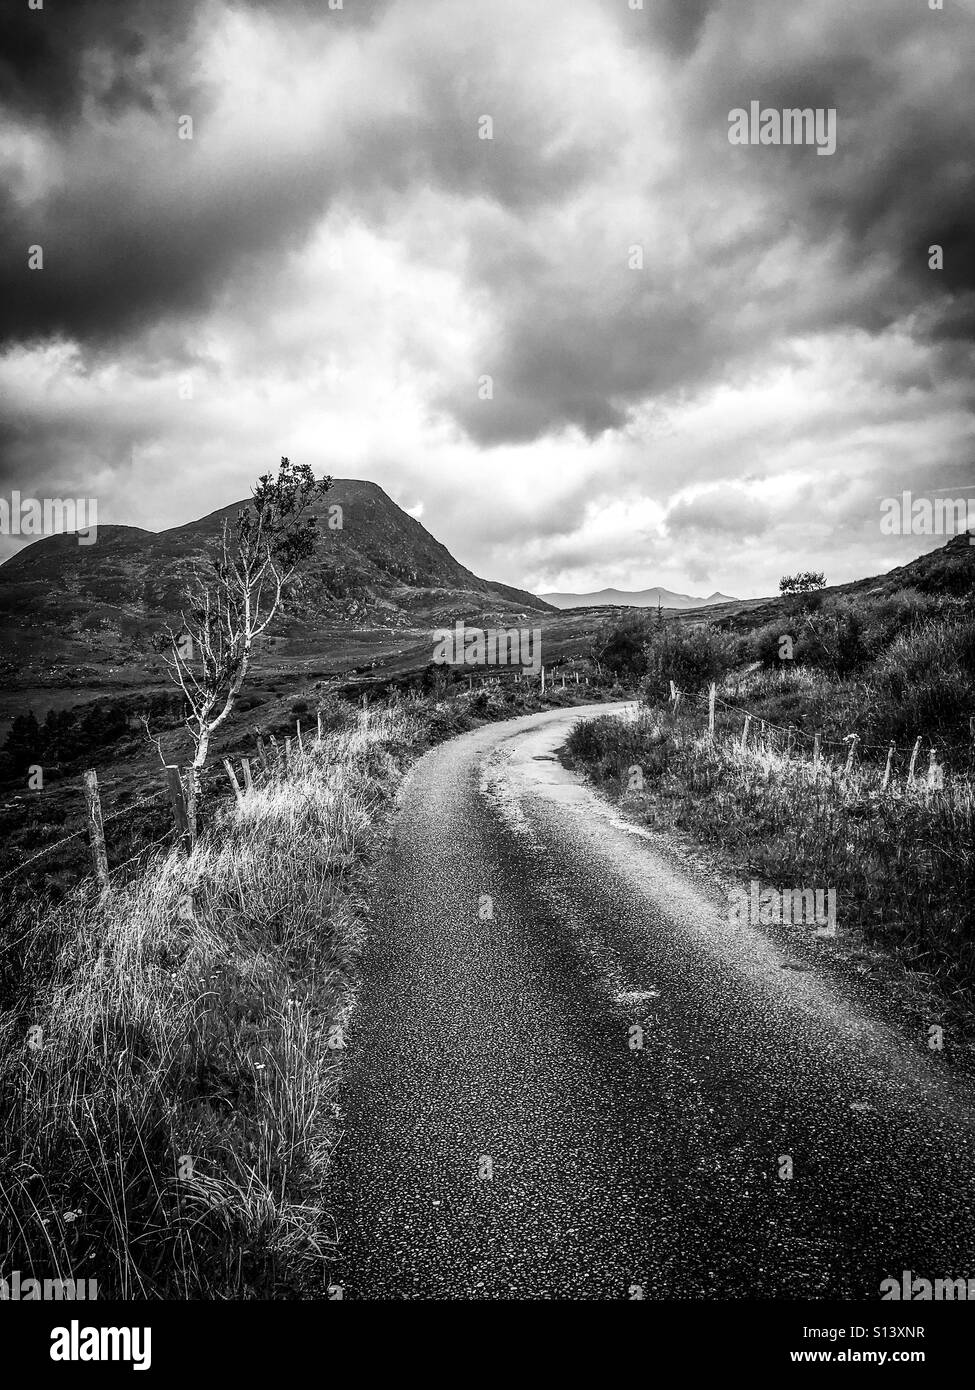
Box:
xmin=222 ymin=759 xmax=243 ymax=803
xmin=241 ymin=757 xmax=253 ymax=793
xmin=708 ymin=683 xmax=716 ymax=738
xmin=881 ymin=741 xmax=895 ymax=791
xmin=927 ymin=747 xmax=943 ymax=791
xmin=740 ymin=714 xmax=751 ymax=752
xmin=182 ymin=766 xmax=197 ymax=850
xmin=256 ymin=736 xmax=269 ymax=773
xmin=541 ymin=666 xmax=546 ymax=694
xmin=907 ymin=736 xmax=922 ymax=783
xmin=812 ymin=733 xmax=821 ymax=778
xmin=83 ymin=770 xmax=110 ymax=897
xmin=317 ymin=710 xmax=323 ymax=743
xmin=296 ymin=720 xmax=304 ymax=754
xmin=163 ymin=765 xmax=190 ymax=853
xmin=843 ymin=734 xmax=859 ymax=778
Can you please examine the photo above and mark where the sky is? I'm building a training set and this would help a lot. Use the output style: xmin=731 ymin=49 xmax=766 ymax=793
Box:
xmin=1 ymin=0 xmax=973 ymax=598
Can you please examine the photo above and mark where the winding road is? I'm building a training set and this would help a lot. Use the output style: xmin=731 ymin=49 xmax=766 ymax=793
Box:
xmin=327 ymin=703 xmax=975 ymax=1299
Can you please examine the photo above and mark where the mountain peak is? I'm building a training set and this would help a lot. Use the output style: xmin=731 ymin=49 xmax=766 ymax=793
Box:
xmin=539 ymin=585 xmax=737 ymax=611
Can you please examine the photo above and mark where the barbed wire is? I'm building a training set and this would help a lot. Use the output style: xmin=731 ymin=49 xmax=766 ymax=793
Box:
xmin=670 ymin=683 xmax=974 ymax=764
xmin=100 ymin=791 xmax=168 ymax=826
xmin=0 ymin=826 xmax=88 ymax=888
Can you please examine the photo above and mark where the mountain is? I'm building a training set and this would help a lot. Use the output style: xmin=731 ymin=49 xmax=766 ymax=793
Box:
xmin=0 ymin=479 xmax=552 ymax=685
xmin=540 ymin=586 xmax=738 ymax=610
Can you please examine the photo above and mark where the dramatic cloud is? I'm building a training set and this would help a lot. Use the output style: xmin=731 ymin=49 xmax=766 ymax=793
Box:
xmin=1 ymin=0 xmax=973 ymax=595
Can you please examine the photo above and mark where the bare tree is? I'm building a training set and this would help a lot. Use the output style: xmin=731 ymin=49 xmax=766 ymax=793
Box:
xmin=161 ymin=458 xmax=331 ymax=774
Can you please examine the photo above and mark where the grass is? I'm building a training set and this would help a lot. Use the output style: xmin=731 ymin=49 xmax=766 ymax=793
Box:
xmin=565 ymin=694 xmax=975 ymax=1025
xmin=0 ymin=706 xmax=418 ymax=1298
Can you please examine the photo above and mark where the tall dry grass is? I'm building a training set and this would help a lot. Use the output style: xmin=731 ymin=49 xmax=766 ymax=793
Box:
xmin=0 ymin=706 xmax=418 ymax=1298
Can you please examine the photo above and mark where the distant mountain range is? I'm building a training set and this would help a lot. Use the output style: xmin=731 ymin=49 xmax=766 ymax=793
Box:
xmin=540 ymin=586 xmax=738 ymax=611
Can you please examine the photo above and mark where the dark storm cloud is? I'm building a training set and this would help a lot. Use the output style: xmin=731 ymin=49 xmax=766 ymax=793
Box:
xmin=0 ymin=0 xmax=607 ymax=350
xmin=443 ymin=0 xmax=975 ymax=445
xmin=0 ymin=0 xmax=389 ymax=125
xmin=1 ymin=0 xmax=973 ymax=455
xmin=0 ymin=0 xmax=200 ymax=125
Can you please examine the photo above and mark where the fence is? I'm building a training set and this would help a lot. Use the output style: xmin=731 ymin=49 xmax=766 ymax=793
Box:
xmin=0 ymin=710 xmax=343 ymax=903
xmin=663 ymin=680 xmax=975 ymax=794
xmin=0 ymin=666 xmax=601 ymax=902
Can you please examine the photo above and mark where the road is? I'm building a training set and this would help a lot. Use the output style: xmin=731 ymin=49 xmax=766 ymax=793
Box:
xmin=326 ymin=703 xmax=975 ymax=1299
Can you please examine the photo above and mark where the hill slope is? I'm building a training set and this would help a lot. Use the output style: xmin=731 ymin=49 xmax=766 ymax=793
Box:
xmin=0 ymin=479 xmax=551 ymax=685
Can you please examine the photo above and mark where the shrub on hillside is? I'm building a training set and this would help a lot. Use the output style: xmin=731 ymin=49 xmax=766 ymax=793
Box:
xmin=591 ymin=610 xmax=657 ymax=680
xmin=641 ymin=622 xmax=736 ymax=703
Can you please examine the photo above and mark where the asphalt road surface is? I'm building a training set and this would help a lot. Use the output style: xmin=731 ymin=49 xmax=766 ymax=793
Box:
xmin=327 ymin=703 xmax=975 ymax=1299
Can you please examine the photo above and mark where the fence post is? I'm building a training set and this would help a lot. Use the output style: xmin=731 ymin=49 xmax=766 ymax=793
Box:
xmin=164 ymin=766 xmax=191 ymax=850
xmin=241 ymin=757 xmax=253 ymax=793
xmin=708 ymin=683 xmax=716 ymax=739
xmin=256 ymin=736 xmax=269 ymax=773
xmin=541 ymin=666 xmax=546 ymax=694
xmin=222 ymin=759 xmax=243 ymax=803
xmin=317 ymin=710 xmax=323 ymax=743
xmin=740 ymin=714 xmax=751 ymax=752
xmin=927 ymin=747 xmax=943 ymax=791
xmin=907 ymin=736 xmax=922 ymax=784
xmin=881 ymin=741 xmax=895 ymax=791
xmin=843 ymin=734 xmax=859 ymax=778
xmin=83 ymin=770 xmax=111 ymax=898
xmin=182 ymin=767 xmax=197 ymax=850
xmin=812 ymin=733 xmax=821 ymax=779
xmin=296 ymin=720 xmax=304 ymax=754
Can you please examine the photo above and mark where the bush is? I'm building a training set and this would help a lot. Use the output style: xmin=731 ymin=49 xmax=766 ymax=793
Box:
xmin=591 ymin=611 xmax=657 ymax=680
xmin=641 ymin=622 xmax=736 ymax=703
